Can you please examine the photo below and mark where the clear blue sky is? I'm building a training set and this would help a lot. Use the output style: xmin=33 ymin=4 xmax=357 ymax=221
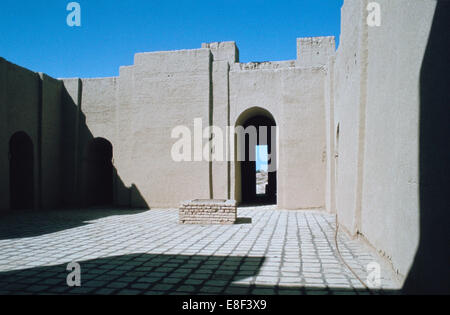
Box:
xmin=0 ymin=0 xmax=343 ymax=78
xmin=256 ymin=145 xmax=268 ymax=172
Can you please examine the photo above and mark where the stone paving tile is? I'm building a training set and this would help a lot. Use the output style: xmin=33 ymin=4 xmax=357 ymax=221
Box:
xmin=0 ymin=206 xmax=400 ymax=295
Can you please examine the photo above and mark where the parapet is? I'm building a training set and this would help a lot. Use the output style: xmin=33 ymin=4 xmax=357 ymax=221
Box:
xmin=297 ymin=36 xmax=336 ymax=67
xmin=202 ymin=41 xmax=240 ymax=64
xmin=231 ymin=60 xmax=296 ymax=72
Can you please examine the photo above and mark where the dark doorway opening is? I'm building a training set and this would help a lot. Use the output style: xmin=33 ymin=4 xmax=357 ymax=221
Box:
xmin=84 ymin=138 xmax=113 ymax=207
xmin=9 ymin=132 xmax=34 ymax=210
xmin=237 ymin=112 xmax=277 ymax=205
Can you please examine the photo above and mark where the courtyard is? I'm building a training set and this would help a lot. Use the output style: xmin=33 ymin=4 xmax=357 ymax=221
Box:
xmin=0 ymin=206 xmax=400 ymax=295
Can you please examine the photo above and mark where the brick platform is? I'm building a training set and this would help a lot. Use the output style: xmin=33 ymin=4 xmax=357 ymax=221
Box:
xmin=179 ymin=199 xmax=237 ymax=225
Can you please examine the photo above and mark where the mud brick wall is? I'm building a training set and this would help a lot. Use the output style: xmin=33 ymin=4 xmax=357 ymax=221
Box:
xmin=179 ymin=200 xmax=237 ymax=225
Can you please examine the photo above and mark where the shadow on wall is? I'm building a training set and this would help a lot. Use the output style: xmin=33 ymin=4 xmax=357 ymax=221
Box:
xmin=60 ymin=81 xmax=149 ymax=211
xmin=1 ymin=78 xmax=151 ymax=237
xmin=0 ymin=77 xmax=152 ymax=236
xmin=0 ymin=253 xmax=398 ymax=295
xmin=9 ymin=132 xmax=34 ymax=210
xmin=403 ymin=1 xmax=450 ymax=295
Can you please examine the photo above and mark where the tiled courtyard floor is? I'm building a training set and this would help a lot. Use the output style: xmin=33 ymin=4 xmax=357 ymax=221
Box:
xmin=0 ymin=206 xmax=401 ymax=295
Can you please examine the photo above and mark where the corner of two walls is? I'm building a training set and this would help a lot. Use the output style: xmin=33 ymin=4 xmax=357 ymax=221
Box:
xmin=0 ymin=57 xmax=65 ymax=211
xmin=61 ymin=47 xmax=230 ymax=210
xmin=329 ymin=0 xmax=368 ymax=237
xmin=60 ymin=75 xmax=145 ymax=209
xmin=39 ymin=73 xmax=64 ymax=209
xmin=0 ymin=57 xmax=10 ymax=211
xmin=329 ymin=0 xmax=438 ymax=282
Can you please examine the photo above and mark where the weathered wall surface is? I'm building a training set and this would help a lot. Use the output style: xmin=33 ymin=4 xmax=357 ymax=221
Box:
xmin=324 ymin=56 xmax=335 ymax=215
xmin=55 ymin=40 xmax=330 ymax=210
xmin=115 ymin=49 xmax=212 ymax=208
xmin=297 ymin=37 xmax=335 ymax=68
xmin=279 ymin=67 xmax=327 ymax=210
xmin=60 ymin=50 xmax=215 ymax=208
xmin=80 ymin=78 xmax=118 ymax=142
xmin=0 ymin=59 xmax=65 ymax=211
xmin=202 ymin=42 xmax=239 ymax=65
xmin=229 ymin=63 xmax=327 ymax=209
xmin=0 ymin=58 xmax=10 ymax=210
xmin=0 ymin=59 xmax=40 ymax=210
xmin=332 ymin=0 xmax=366 ymax=235
xmin=211 ymin=60 xmax=231 ymax=200
xmin=361 ymin=0 xmax=437 ymax=280
xmin=332 ymin=0 xmax=439 ymax=282
xmin=78 ymin=77 xmax=118 ymax=205
xmin=115 ymin=66 xmax=136 ymax=206
xmin=2 ymin=35 xmax=332 ymax=211
xmin=40 ymin=74 xmax=63 ymax=209
xmin=60 ymin=78 xmax=82 ymax=207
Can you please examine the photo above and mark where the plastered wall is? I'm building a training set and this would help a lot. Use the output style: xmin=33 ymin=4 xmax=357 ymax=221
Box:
xmin=229 ymin=65 xmax=328 ymax=209
xmin=56 ymin=40 xmax=331 ymax=209
xmin=332 ymin=0 xmax=367 ymax=235
xmin=361 ymin=0 xmax=437 ymax=280
xmin=0 ymin=58 xmax=64 ymax=210
xmin=331 ymin=0 xmax=439 ymax=281
xmin=114 ymin=49 xmax=213 ymax=208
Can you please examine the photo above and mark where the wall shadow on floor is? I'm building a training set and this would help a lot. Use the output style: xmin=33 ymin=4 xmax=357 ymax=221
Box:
xmin=0 ymin=208 xmax=148 ymax=240
xmin=0 ymin=253 xmax=399 ymax=295
xmin=402 ymin=1 xmax=450 ymax=295
xmin=238 ymin=200 xmax=276 ymax=207
xmin=235 ymin=217 xmax=252 ymax=225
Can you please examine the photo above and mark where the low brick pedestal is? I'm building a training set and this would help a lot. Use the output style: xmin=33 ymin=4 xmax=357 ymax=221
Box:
xmin=179 ymin=199 xmax=237 ymax=225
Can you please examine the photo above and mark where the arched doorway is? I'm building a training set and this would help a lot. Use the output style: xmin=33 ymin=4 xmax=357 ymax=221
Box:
xmin=83 ymin=138 xmax=113 ymax=207
xmin=235 ymin=108 xmax=277 ymax=205
xmin=9 ymin=132 xmax=34 ymax=210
